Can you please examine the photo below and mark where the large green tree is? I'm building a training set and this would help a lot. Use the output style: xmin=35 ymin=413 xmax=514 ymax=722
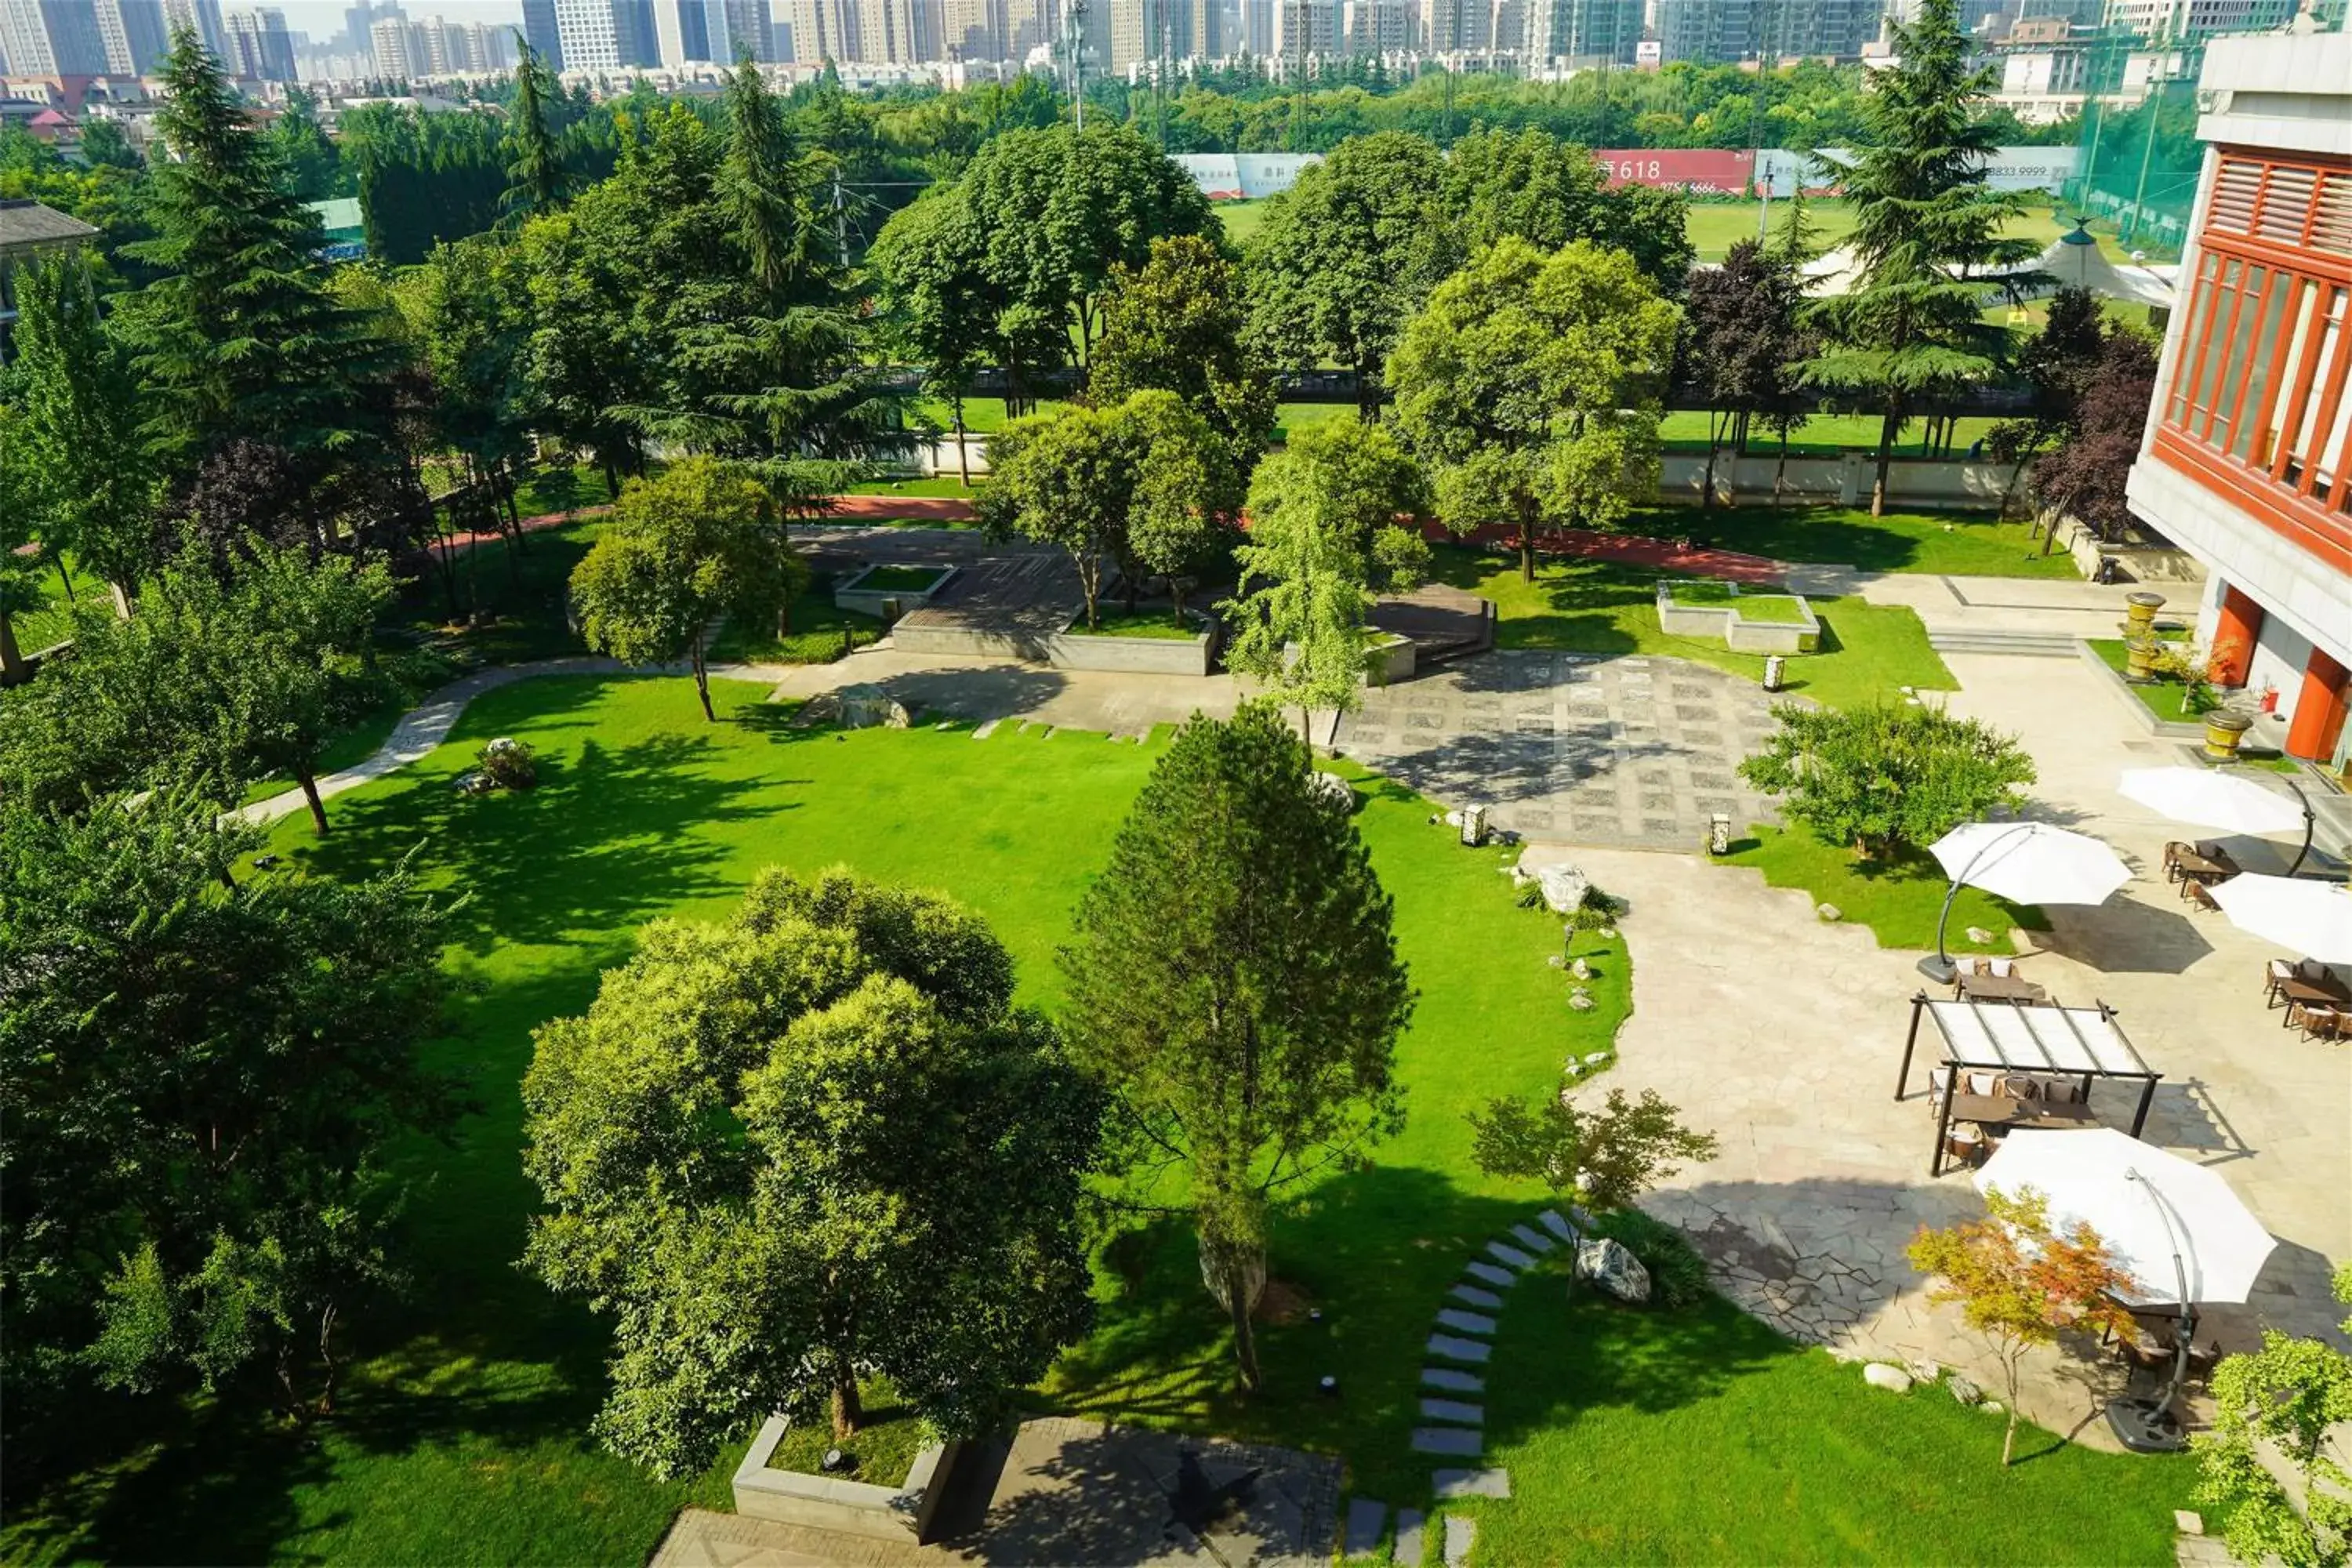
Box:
xmin=2196 ymin=1264 xmax=2352 ymax=1568
xmin=1798 ymin=0 xmax=2037 ymax=516
xmin=1388 ymin=238 xmax=1681 ymax=582
xmin=1243 ymin=132 xmax=1456 ymax=419
xmin=1089 ymin=234 xmax=1276 ymax=473
xmin=2 ymin=251 xmax=157 ymax=614
xmin=1680 ymin=238 xmax=1814 ymax=507
xmin=1442 ymin=126 xmax=1696 ymax=296
xmin=0 ymin=791 xmax=456 ymax=1444
xmin=503 ymin=40 xmax=566 ymax=220
xmin=1737 ymin=702 xmax=2037 ymax=859
xmin=569 ymin=457 xmax=803 ymax=720
xmin=522 ymin=867 xmax=1100 ymax=1475
xmin=1060 ymin=705 xmax=1415 ymax=1390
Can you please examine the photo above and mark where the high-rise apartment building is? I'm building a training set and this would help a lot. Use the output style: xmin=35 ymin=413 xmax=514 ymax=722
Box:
xmin=651 ymin=0 xmax=729 ymax=62
xmin=939 ymin=0 xmax=1006 ymax=57
xmin=2103 ymin=0 xmax=2296 ymax=36
xmin=2124 ymin=29 xmax=2352 ymax=774
xmin=370 ymin=10 xmax=417 ymax=70
xmin=1526 ymin=0 xmax=1635 ymax=64
xmin=221 ymin=6 xmax=296 ymax=78
xmin=1421 ymin=0 xmax=1489 ymax=52
xmin=1105 ymin=0 xmax=1217 ymax=71
xmin=162 ymin=0 xmax=228 ymax=56
xmin=521 ymin=0 xmax=564 ymax=63
xmin=855 ymin=0 xmax=915 ymax=58
xmin=1341 ymin=0 xmax=1409 ymax=49
xmin=725 ymin=0 xmax=773 ymax=55
xmin=93 ymin=0 xmax=172 ymax=73
xmin=781 ymin=0 xmax=849 ymax=56
xmin=0 ymin=0 xmax=114 ymax=74
xmin=554 ymin=0 xmax=659 ymax=67
xmin=1655 ymin=0 xmax=1878 ymax=60
xmin=1271 ymin=0 xmax=1334 ymax=56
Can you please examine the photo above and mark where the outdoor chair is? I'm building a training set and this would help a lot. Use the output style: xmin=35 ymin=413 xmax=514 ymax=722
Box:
xmin=2163 ymin=842 xmax=2193 ymax=883
xmin=2288 ymin=1002 xmax=2344 ymax=1042
xmin=1942 ymin=1123 xmax=1988 ymax=1169
xmin=2183 ymin=881 xmax=2220 ymax=913
xmin=2266 ymin=959 xmax=2296 ymax=1009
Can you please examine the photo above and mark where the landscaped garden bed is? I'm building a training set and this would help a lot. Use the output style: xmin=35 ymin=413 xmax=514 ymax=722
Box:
xmin=732 ymin=1382 xmax=955 ymax=1544
xmin=2085 ymin=636 xmax=2215 ymax=727
xmin=1655 ymin=578 xmax=1822 ymax=654
xmin=835 ymin=563 xmax=954 ymax=616
xmin=1046 ymin=605 xmax=1217 ymax=675
xmin=710 ymin=572 xmax=885 ymax=665
xmin=1718 ymin=825 xmax=2048 ymax=954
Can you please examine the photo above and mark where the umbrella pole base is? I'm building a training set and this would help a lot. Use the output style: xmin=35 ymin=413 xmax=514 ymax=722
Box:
xmin=2106 ymin=1397 xmax=2189 ymax=1454
xmin=1917 ymin=955 xmax=1958 ymax=985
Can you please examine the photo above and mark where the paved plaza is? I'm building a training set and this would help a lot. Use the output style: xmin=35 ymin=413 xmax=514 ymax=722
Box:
xmin=1332 ymin=652 xmax=1788 ymax=850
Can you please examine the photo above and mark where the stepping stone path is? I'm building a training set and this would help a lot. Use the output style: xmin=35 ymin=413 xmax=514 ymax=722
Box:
xmin=1345 ymin=1497 xmax=1388 ymax=1558
xmin=1395 ymin=1509 xmax=1425 ymax=1568
xmin=1397 ymin=1211 xmax=1582 ymax=1555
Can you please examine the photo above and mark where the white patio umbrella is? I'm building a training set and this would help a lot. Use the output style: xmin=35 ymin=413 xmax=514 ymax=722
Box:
xmin=1977 ymin=1126 xmax=2278 ymax=1451
xmin=1918 ymin=822 xmax=2132 ymax=982
xmin=2118 ymin=766 xmax=2318 ymax=873
xmin=2209 ymin=873 xmax=2352 ymax=964
xmin=1973 ymin=1128 xmax=2275 ymax=1306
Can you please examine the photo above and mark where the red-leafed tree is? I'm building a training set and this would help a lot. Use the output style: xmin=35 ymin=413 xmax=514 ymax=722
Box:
xmin=2027 ymin=330 xmax=2158 ymax=546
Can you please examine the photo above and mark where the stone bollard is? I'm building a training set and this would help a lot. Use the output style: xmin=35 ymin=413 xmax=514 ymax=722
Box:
xmin=1708 ymin=812 xmax=1731 ymax=855
xmin=1762 ymin=655 xmax=1785 ymax=691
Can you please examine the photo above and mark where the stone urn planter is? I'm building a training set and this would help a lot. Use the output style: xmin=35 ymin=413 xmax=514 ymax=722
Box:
xmin=2125 ymin=590 xmax=2166 ymax=634
xmin=2201 ymin=708 xmax=2254 ymax=763
xmin=2125 ymin=635 xmax=2161 ymax=683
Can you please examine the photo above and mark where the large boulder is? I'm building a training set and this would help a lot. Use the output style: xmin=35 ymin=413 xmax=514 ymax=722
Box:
xmin=807 ymin=683 xmax=911 ymax=730
xmin=1306 ymin=771 xmax=1359 ymax=814
xmin=1535 ymin=864 xmax=1591 ymax=916
xmin=1574 ymin=1237 xmax=1651 ymax=1304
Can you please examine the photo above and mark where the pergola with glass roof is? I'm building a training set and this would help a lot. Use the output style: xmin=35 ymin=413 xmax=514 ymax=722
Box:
xmin=1896 ymin=995 xmax=2163 ymax=1176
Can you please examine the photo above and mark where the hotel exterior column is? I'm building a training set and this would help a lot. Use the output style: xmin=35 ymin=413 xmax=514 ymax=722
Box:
xmin=2210 ymin=585 xmax=2264 ymax=689
xmin=2284 ymin=648 xmax=2349 ymax=764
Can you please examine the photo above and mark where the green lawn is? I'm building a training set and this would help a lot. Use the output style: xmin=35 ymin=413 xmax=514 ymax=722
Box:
xmin=1686 ymin=198 xmax=2085 ymax=265
xmin=390 ymin=517 xmax=604 ymax=668
xmin=1667 ymin=579 xmax=1811 ymax=624
xmin=1070 ymin=604 xmax=1203 ymax=639
xmin=1720 ymin=824 xmax=2049 ymax=955
xmin=1214 ymin=197 xmax=1272 ymax=244
xmin=761 ymin=1380 xmax=927 ymax=1490
xmin=9 ymin=554 xmax=85 ymax=655
xmin=707 ymin=573 xmax=885 ymax=666
xmin=1656 ymin=409 xmax=2002 ymax=459
xmin=2087 ymin=637 xmax=2215 ymax=724
xmin=843 ymin=474 xmax=984 ymax=499
xmin=1432 ymin=546 xmax=1955 ymax=712
xmin=1471 ymin=1256 xmax=2196 ymax=1566
xmin=1665 ymin=505 xmax=2079 ymax=579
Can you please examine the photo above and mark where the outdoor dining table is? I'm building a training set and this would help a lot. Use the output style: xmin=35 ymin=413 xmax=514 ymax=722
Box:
xmin=1947 ymin=1092 xmax=2099 ymax=1130
xmin=2174 ymin=848 xmax=2241 ymax=885
xmin=1957 ymin=973 xmax=2050 ymax=1004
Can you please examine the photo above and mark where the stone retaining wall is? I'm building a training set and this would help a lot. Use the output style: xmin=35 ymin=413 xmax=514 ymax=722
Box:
xmin=836 ymin=564 xmax=956 ymax=619
xmin=730 ymin=1416 xmax=960 ymax=1544
xmin=1654 ymin=583 xmax=1821 ymax=655
xmin=1044 ymin=627 xmax=1216 ymax=675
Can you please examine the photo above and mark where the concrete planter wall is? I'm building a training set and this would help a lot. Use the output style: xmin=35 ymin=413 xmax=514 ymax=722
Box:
xmin=1364 ymin=632 xmax=1417 ymax=686
xmin=1045 ymin=620 xmax=1217 ymax=676
xmin=2050 ymin=515 xmax=2206 ymax=584
xmin=2075 ymin=638 xmax=2208 ymax=740
xmin=1654 ymin=582 xmax=1821 ymax=654
xmin=731 ymin=1416 xmax=961 ymax=1545
xmin=836 ymin=564 xmax=956 ymax=619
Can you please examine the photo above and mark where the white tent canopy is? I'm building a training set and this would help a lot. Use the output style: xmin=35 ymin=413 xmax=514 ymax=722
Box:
xmin=1931 ymin=821 xmax=2133 ymax=907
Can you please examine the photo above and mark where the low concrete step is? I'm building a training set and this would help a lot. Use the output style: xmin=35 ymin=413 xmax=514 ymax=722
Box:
xmin=1410 ymin=1425 xmax=1483 ymax=1457
xmin=1926 ymin=629 xmax=2081 ymax=658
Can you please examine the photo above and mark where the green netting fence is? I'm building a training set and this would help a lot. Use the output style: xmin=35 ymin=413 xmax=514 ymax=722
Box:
xmin=2061 ymin=40 xmax=2205 ymax=260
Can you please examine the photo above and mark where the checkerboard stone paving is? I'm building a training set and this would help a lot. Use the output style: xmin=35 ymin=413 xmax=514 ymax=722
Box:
xmin=1336 ymin=652 xmax=1786 ymax=850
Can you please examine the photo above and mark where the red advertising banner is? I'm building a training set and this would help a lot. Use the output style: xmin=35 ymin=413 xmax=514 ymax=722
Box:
xmin=1592 ymin=149 xmax=1756 ymax=195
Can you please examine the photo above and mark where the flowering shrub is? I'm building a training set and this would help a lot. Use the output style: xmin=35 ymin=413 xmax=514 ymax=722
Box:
xmin=477 ymin=737 xmax=538 ymax=791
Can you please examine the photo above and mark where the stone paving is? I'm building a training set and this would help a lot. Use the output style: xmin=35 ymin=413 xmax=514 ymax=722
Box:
xmin=1332 ymin=652 xmax=1787 ymax=850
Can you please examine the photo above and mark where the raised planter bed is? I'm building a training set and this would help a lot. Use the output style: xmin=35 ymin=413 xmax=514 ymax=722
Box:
xmin=731 ymin=1415 xmax=962 ymax=1545
xmin=1363 ymin=630 xmax=1417 ymax=686
xmin=1653 ymin=579 xmax=1821 ymax=654
xmin=1045 ymin=608 xmax=1218 ymax=675
xmin=836 ymin=564 xmax=956 ymax=619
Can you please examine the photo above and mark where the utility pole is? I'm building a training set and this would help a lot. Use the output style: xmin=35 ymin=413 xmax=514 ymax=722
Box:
xmin=1068 ymin=0 xmax=1087 ymax=129
xmin=833 ymin=168 xmax=849 ymax=267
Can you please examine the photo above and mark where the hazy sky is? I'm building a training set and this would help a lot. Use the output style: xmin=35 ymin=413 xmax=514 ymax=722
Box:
xmin=279 ymin=1 xmax=525 ymax=36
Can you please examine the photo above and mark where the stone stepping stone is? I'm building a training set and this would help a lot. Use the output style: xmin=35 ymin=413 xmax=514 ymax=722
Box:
xmin=1464 ymin=1261 xmax=1516 ymax=1289
xmin=1443 ymin=1513 xmax=1476 ymax=1568
xmin=1410 ymin=1426 xmax=1483 ymax=1457
xmin=1435 ymin=1307 xmax=1497 ymax=1336
xmin=1510 ymin=1221 xmax=1556 ymax=1254
xmin=1419 ymin=1397 xmax=1485 ymax=1425
xmin=1395 ymin=1510 xmax=1426 ymax=1568
xmin=1344 ymin=1497 xmax=1388 ymax=1558
xmin=1448 ymin=1283 xmax=1503 ymax=1309
xmin=1538 ymin=1209 xmax=1576 ymax=1243
xmin=1426 ymin=1333 xmax=1491 ymax=1365
xmin=972 ymin=719 xmax=1000 ymax=740
xmin=1433 ymin=1468 xmax=1512 ymax=1500
xmin=1421 ymin=1367 xmax=1484 ymax=1393
xmin=1486 ymin=1240 xmax=1537 ymax=1270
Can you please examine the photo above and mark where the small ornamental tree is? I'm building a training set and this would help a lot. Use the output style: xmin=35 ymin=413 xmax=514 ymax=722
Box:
xmin=1061 ymin=706 xmax=1415 ymax=1392
xmin=569 ymin=457 xmax=803 ymax=721
xmin=1467 ymin=1088 xmax=1719 ymax=1220
xmin=1737 ymin=702 xmax=2037 ymax=859
xmin=522 ymin=867 xmax=1100 ymax=1475
xmin=2194 ymin=1262 xmax=2352 ymax=1568
xmin=1680 ymin=240 xmax=1813 ymax=508
xmin=1907 ymin=1186 xmax=2139 ymax=1466
xmin=2028 ymin=329 xmax=2160 ymax=546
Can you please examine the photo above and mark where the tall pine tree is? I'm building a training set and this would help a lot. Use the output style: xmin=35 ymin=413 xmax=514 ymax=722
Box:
xmin=118 ymin=27 xmax=390 ymax=476
xmin=1799 ymin=0 xmax=2036 ymax=516
xmin=503 ymin=40 xmax=565 ymax=220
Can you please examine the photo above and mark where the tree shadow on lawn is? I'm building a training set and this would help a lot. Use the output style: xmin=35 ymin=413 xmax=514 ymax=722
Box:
xmin=1666 ymin=505 xmax=1958 ymax=572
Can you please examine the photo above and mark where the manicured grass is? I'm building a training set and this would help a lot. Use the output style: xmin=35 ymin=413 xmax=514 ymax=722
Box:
xmin=1214 ymin=197 xmax=1272 ymax=244
xmin=1069 ymin=604 xmax=1203 ymax=639
xmin=1657 ymin=409 xmax=2001 ymax=459
xmin=909 ymin=395 xmax=1069 ymax=434
xmin=1433 ymin=546 xmax=1954 ymax=712
xmin=1720 ymin=823 xmax=2049 ymax=954
xmin=843 ymin=474 xmax=984 ymax=498
xmin=1666 ymin=579 xmax=1811 ymax=624
xmin=9 ymin=554 xmax=84 ymax=655
xmin=392 ymin=517 xmax=604 ymax=667
xmin=1668 ymin=504 xmax=2079 ymax=579
xmin=706 ymin=573 xmax=884 ymax=666
xmin=762 ymin=1381 xmax=928 ymax=1489
xmin=2087 ymin=637 xmax=2215 ymax=724
xmin=8 ymin=677 xmax=2182 ymax=1562
xmin=1472 ymin=1255 xmax=2196 ymax=1566
xmin=1685 ymin=198 xmax=2082 ymax=265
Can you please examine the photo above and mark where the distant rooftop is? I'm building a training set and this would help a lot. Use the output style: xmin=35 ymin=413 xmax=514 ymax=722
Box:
xmin=0 ymin=198 xmax=101 ymax=249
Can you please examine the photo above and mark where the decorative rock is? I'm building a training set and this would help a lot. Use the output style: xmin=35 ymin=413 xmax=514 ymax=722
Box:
xmin=1410 ymin=1426 xmax=1483 ymax=1457
xmin=1598 ymin=927 xmax=1619 ymax=938
xmin=1964 ymin=927 xmax=1994 ymax=946
xmin=1394 ymin=1510 xmax=1426 ymax=1568
xmin=1982 ymin=1400 xmax=2004 ymax=1414
xmin=1307 ymin=771 xmax=1360 ymax=814
xmin=1817 ymin=903 xmax=1843 ymax=922
xmin=1487 ymin=1240 xmax=1537 ymax=1270
xmin=1426 ymin=1333 xmax=1492 ymax=1364
xmin=1418 ymin=1398 xmax=1485 ymax=1425
xmin=1570 ymin=957 xmax=1592 ymax=981
xmin=1510 ymin=1222 xmax=1555 ymax=1254
xmin=2175 ymin=1511 xmax=2205 ymax=1537
xmin=1449 ymin=1283 xmax=1504 ymax=1309
xmin=1547 ymin=954 xmax=1566 ymax=968
xmin=1568 ymin=993 xmax=1596 ymax=1011
xmin=1432 ymin=1468 xmax=1512 ymax=1500
xmin=1443 ymin=1513 xmax=1476 ymax=1568
xmin=1534 ymin=863 xmax=1592 ymax=916
xmin=1947 ymin=1374 xmax=1982 ymax=1406
xmin=1907 ymin=1359 xmax=1944 ymax=1385
xmin=1465 ymin=1261 xmax=1515 ymax=1288
xmin=1862 ymin=1363 xmax=1915 ymax=1394
xmin=1582 ymin=1052 xmax=1610 ymax=1066
xmin=1435 ymin=1308 xmax=1497 ymax=1336
xmin=821 ymin=683 xmax=912 ymax=730
xmin=1421 ymin=1367 xmax=1484 ymax=1393
xmin=1574 ymin=1237 xmax=1651 ymax=1304
xmin=1345 ymin=1497 xmax=1389 ymax=1557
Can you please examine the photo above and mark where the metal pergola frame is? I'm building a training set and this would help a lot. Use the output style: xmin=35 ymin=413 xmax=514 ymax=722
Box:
xmin=1896 ymin=993 xmax=2163 ymax=1177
